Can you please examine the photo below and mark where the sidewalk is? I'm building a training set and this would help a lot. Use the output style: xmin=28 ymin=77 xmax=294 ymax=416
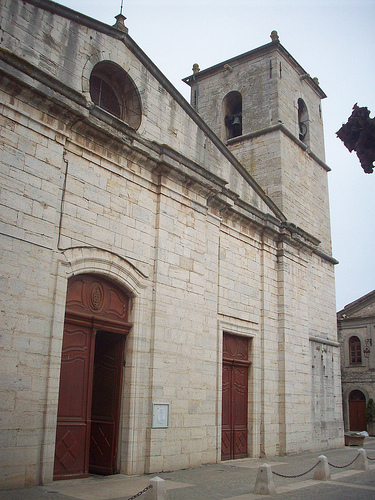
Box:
xmin=1 ymin=439 xmax=375 ymax=500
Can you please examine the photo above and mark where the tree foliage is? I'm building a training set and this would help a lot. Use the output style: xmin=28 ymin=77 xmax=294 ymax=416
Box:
xmin=366 ymin=398 xmax=375 ymax=423
xmin=337 ymin=104 xmax=375 ymax=174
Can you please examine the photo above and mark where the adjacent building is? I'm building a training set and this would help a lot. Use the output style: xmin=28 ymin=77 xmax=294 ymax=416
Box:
xmin=338 ymin=290 xmax=375 ymax=432
xmin=0 ymin=0 xmax=343 ymax=489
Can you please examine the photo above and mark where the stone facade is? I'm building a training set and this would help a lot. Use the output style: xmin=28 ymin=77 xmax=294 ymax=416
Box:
xmin=183 ymin=42 xmax=331 ymax=253
xmin=337 ymin=290 xmax=375 ymax=432
xmin=0 ymin=0 xmax=343 ymax=490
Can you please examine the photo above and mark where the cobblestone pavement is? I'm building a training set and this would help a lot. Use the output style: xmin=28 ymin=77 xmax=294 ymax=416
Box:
xmin=1 ymin=439 xmax=375 ymax=499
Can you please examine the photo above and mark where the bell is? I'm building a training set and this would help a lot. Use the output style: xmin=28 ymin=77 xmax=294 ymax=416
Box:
xmin=299 ymin=121 xmax=307 ymax=141
xmin=232 ymin=114 xmax=242 ymax=137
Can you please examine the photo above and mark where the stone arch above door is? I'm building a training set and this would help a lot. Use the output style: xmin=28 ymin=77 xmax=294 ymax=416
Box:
xmin=42 ymin=248 xmax=151 ymax=482
xmin=62 ymin=247 xmax=148 ymax=298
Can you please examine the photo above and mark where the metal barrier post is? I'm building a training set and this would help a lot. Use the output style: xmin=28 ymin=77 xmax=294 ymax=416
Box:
xmin=254 ymin=464 xmax=276 ymax=495
xmin=145 ymin=477 xmax=167 ymax=500
xmin=354 ymin=448 xmax=369 ymax=471
xmin=313 ymin=455 xmax=331 ymax=481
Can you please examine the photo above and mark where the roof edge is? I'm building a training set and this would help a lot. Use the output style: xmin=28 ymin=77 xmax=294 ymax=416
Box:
xmin=24 ymin=0 xmax=123 ymax=38
xmin=337 ymin=289 xmax=375 ymax=316
xmin=22 ymin=0 xmax=287 ymax=222
xmin=183 ymin=40 xmax=326 ymax=99
xmin=122 ymin=35 xmax=287 ymax=222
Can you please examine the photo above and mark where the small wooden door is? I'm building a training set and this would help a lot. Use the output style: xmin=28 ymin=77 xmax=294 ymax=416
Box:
xmin=54 ymin=275 xmax=131 ymax=480
xmin=222 ymin=333 xmax=251 ymax=461
xmin=89 ymin=332 xmax=125 ymax=475
xmin=349 ymin=390 xmax=367 ymax=431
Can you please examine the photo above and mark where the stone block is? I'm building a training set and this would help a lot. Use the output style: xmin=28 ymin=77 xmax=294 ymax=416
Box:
xmin=145 ymin=476 xmax=167 ymax=500
xmin=254 ymin=464 xmax=276 ymax=495
xmin=313 ymin=455 xmax=331 ymax=481
xmin=354 ymin=448 xmax=369 ymax=470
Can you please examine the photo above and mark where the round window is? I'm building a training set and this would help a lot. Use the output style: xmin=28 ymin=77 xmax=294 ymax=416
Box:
xmin=89 ymin=61 xmax=141 ymax=129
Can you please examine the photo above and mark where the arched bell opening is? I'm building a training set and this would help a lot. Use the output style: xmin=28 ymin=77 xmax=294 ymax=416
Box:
xmin=297 ymin=98 xmax=309 ymax=144
xmin=223 ymin=91 xmax=243 ymax=140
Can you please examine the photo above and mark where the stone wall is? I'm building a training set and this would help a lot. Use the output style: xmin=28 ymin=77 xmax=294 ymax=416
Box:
xmin=0 ymin=0 xmax=343 ymax=489
xmin=186 ymin=41 xmax=332 ymax=252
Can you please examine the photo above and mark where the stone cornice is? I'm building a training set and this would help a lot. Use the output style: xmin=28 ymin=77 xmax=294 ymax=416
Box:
xmin=183 ymin=41 xmax=326 ymax=100
xmin=227 ymin=123 xmax=331 ymax=172
xmin=309 ymin=336 xmax=340 ymax=348
xmin=337 ymin=316 xmax=375 ymax=327
xmin=314 ymin=248 xmax=339 ymax=265
xmin=20 ymin=0 xmax=287 ymax=224
xmin=0 ymin=36 xmax=336 ymax=266
xmin=0 ymin=46 xmax=88 ymax=109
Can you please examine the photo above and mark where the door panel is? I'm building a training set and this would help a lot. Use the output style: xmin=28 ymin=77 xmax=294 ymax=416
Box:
xmin=222 ymin=333 xmax=250 ymax=461
xmin=89 ymin=332 xmax=125 ymax=475
xmin=221 ymin=362 xmax=232 ymax=460
xmin=54 ymin=323 xmax=93 ymax=479
xmin=232 ymin=365 xmax=248 ymax=458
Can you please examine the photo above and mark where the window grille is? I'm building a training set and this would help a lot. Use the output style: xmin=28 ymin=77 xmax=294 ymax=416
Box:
xmin=90 ymin=75 xmax=121 ymax=118
xmin=89 ymin=61 xmax=141 ymax=129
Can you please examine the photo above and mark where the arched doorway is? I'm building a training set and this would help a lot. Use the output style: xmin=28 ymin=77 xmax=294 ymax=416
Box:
xmin=349 ymin=390 xmax=366 ymax=431
xmin=54 ymin=274 xmax=132 ymax=480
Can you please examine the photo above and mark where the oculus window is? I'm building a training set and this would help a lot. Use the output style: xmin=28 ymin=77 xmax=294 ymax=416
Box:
xmin=90 ymin=61 xmax=141 ymax=129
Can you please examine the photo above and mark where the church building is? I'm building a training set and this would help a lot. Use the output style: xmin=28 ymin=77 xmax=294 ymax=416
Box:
xmin=0 ymin=0 xmax=343 ymax=489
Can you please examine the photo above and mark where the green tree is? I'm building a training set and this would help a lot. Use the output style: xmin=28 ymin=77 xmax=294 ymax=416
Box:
xmin=366 ymin=398 xmax=375 ymax=423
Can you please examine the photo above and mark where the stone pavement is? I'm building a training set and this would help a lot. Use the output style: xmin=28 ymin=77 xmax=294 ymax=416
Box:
xmin=2 ymin=439 xmax=375 ymax=500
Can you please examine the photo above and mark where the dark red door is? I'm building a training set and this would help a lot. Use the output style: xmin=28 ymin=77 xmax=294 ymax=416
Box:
xmin=89 ymin=332 xmax=125 ymax=474
xmin=222 ymin=333 xmax=251 ymax=460
xmin=54 ymin=322 xmax=94 ymax=479
xmin=349 ymin=390 xmax=367 ymax=431
xmin=54 ymin=274 xmax=131 ymax=480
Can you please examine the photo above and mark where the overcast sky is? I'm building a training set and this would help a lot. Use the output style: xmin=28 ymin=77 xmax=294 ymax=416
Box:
xmin=57 ymin=0 xmax=374 ymax=311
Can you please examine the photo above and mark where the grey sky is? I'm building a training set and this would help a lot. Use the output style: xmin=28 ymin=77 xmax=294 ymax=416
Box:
xmin=57 ymin=0 xmax=375 ymax=310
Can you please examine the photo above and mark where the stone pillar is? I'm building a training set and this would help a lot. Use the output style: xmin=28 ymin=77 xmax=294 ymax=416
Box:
xmin=145 ymin=477 xmax=167 ymax=500
xmin=354 ymin=448 xmax=369 ymax=471
xmin=313 ymin=455 xmax=331 ymax=481
xmin=254 ymin=464 xmax=276 ymax=495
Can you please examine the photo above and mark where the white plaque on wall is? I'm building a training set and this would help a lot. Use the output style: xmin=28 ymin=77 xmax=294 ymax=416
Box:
xmin=152 ymin=403 xmax=169 ymax=428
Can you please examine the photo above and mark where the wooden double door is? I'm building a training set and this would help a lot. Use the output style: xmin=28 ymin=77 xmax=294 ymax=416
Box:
xmin=54 ymin=275 xmax=131 ymax=480
xmin=349 ymin=390 xmax=367 ymax=432
xmin=221 ymin=333 xmax=251 ymax=461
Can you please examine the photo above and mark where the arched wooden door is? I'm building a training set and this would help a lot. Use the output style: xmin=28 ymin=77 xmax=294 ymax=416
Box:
xmin=54 ymin=275 xmax=131 ymax=480
xmin=222 ymin=333 xmax=251 ymax=460
xmin=349 ymin=390 xmax=367 ymax=431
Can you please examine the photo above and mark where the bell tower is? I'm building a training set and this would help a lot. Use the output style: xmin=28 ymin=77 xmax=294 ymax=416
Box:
xmin=183 ymin=31 xmax=332 ymax=253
